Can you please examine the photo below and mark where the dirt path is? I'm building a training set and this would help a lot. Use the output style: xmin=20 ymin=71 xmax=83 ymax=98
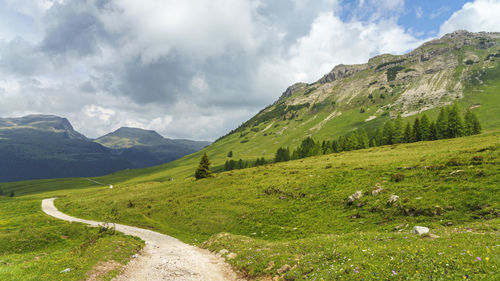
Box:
xmin=41 ymin=198 xmax=244 ymax=281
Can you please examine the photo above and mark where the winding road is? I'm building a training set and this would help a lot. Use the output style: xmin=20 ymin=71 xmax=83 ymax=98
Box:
xmin=41 ymin=198 xmax=243 ymax=281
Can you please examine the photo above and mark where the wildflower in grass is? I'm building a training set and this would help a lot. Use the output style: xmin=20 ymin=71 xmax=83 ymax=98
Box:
xmin=485 ymin=257 xmax=489 ymax=261
xmin=392 ymin=270 xmax=397 ymax=275
xmin=477 ymin=257 xmax=481 ymax=261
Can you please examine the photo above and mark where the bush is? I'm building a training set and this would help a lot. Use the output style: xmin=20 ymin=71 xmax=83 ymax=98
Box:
xmin=471 ymin=155 xmax=483 ymax=165
xmin=391 ymin=173 xmax=405 ymax=182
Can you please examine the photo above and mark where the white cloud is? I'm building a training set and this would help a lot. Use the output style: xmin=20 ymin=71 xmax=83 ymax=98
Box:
xmin=257 ymin=12 xmax=424 ymax=86
xmin=101 ymin=0 xmax=264 ymax=63
xmin=439 ymin=0 xmax=500 ymax=35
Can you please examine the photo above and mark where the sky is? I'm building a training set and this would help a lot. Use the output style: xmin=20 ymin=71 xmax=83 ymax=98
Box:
xmin=1 ymin=0 xmax=500 ymax=141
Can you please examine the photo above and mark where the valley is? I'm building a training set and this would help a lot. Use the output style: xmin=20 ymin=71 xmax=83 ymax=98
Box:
xmin=0 ymin=30 xmax=499 ymax=280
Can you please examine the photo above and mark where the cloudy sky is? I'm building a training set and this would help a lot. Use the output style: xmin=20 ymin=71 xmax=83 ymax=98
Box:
xmin=1 ymin=0 xmax=500 ymax=140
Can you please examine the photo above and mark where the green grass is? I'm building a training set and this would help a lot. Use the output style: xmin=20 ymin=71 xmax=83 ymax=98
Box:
xmin=30 ymin=131 xmax=498 ymax=280
xmin=0 ymin=196 xmax=144 ymax=280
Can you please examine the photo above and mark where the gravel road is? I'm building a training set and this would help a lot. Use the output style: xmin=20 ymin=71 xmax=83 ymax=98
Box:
xmin=41 ymin=198 xmax=244 ymax=281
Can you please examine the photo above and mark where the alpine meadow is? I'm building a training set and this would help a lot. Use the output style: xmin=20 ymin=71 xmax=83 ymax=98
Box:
xmin=1 ymin=2 xmax=500 ymax=281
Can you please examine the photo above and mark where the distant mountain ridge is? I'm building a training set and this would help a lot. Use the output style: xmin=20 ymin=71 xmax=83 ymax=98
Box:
xmin=0 ymin=115 xmax=209 ymax=182
xmin=95 ymin=127 xmax=210 ymax=168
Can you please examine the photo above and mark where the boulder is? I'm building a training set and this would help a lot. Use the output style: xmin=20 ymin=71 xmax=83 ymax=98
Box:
xmin=413 ymin=226 xmax=429 ymax=235
xmin=60 ymin=268 xmax=71 ymax=273
xmin=277 ymin=264 xmax=292 ymax=274
xmin=372 ymin=188 xmax=384 ymax=196
xmin=218 ymin=249 xmax=229 ymax=255
xmin=347 ymin=191 xmax=363 ymax=205
xmin=387 ymin=195 xmax=399 ymax=205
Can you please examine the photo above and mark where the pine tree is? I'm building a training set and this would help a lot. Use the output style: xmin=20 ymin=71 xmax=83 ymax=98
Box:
xmin=195 ymin=152 xmax=213 ymax=179
xmin=436 ymin=107 xmax=448 ymax=139
xmin=420 ymin=114 xmax=431 ymax=140
xmin=357 ymin=129 xmax=370 ymax=149
xmin=429 ymin=121 xmax=438 ymax=140
xmin=393 ymin=114 xmax=404 ymax=143
xmin=464 ymin=109 xmax=474 ymax=136
xmin=227 ymin=151 xmax=233 ymax=158
xmin=447 ymin=104 xmax=464 ymax=138
xmin=275 ymin=147 xmax=290 ymax=162
xmin=374 ymin=128 xmax=383 ymax=146
xmin=337 ymin=136 xmax=347 ymax=152
xmin=413 ymin=117 xmax=422 ymax=141
xmin=10 ymin=191 xmax=14 ymax=197
xmin=345 ymin=134 xmax=359 ymax=151
xmin=403 ymin=122 xmax=412 ymax=143
xmin=472 ymin=112 xmax=481 ymax=135
xmin=464 ymin=109 xmax=480 ymax=135
xmin=331 ymin=140 xmax=340 ymax=153
xmin=383 ymin=120 xmax=395 ymax=145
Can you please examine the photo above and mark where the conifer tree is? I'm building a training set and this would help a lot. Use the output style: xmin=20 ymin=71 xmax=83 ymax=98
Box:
xmin=383 ymin=120 xmax=395 ymax=145
xmin=345 ymin=134 xmax=359 ymax=151
xmin=374 ymin=128 xmax=383 ymax=146
xmin=275 ymin=147 xmax=290 ymax=162
xmin=195 ymin=152 xmax=213 ymax=179
xmin=393 ymin=114 xmax=404 ymax=143
xmin=447 ymin=104 xmax=464 ymax=138
xmin=436 ymin=107 xmax=448 ymax=139
xmin=413 ymin=117 xmax=422 ymax=141
xmin=429 ymin=121 xmax=438 ymax=140
xmin=420 ymin=114 xmax=431 ymax=140
xmin=464 ymin=109 xmax=474 ymax=136
xmin=464 ymin=109 xmax=481 ymax=135
xmin=472 ymin=113 xmax=481 ymax=135
xmin=227 ymin=151 xmax=233 ymax=158
xmin=403 ymin=122 xmax=412 ymax=143
xmin=357 ymin=129 xmax=370 ymax=149
xmin=331 ymin=140 xmax=340 ymax=152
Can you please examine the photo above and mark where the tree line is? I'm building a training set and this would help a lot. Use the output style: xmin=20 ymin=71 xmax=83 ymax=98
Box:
xmin=217 ymin=105 xmax=481 ymax=173
xmin=275 ymin=105 xmax=481 ymax=163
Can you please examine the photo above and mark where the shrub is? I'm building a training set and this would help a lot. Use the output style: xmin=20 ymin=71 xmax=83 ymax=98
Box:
xmin=471 ymin=155 xmax=483 ymax=165
xmin=391 ymin=173 xmax=405 ymax=182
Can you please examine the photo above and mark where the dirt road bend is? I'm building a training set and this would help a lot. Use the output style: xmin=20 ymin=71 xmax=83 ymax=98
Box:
xmin=41 ymin=198 xmax=244 ymax=281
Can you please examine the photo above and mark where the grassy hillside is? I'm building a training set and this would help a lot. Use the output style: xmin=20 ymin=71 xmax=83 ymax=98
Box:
xmin=24 ymin=131 xmax=496 ymax=280
xmin=0 ymin=196 xmax=143 ymax=281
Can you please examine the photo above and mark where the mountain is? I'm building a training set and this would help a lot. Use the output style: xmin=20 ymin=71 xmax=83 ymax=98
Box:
xmin=205 ymin=30 xmax=500 ymax=164
xmin=95 ymin=127 xmax=210 ymax=168
xmin=0 ymin=115 xmax=131 ymax=182
xmin=0 ymin=115 xmax=209 ymax=182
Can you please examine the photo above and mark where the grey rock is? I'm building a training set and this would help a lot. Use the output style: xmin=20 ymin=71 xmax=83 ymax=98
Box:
xmin=60 ymin=268 xmax=71 ymax=273
xmin=347 ymin=191 xmax=363 ymax=205
xmin=371 ymin=188 xmax=384 ymax=196
xmin=413 ymin=226 xmax=430 ymax=235
xmin=387 ymin=195 xmax=399 ymax=205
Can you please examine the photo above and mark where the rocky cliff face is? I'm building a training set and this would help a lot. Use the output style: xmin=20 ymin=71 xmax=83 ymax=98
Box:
xmin=270 ymin=30 xmax=499 ymax=119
